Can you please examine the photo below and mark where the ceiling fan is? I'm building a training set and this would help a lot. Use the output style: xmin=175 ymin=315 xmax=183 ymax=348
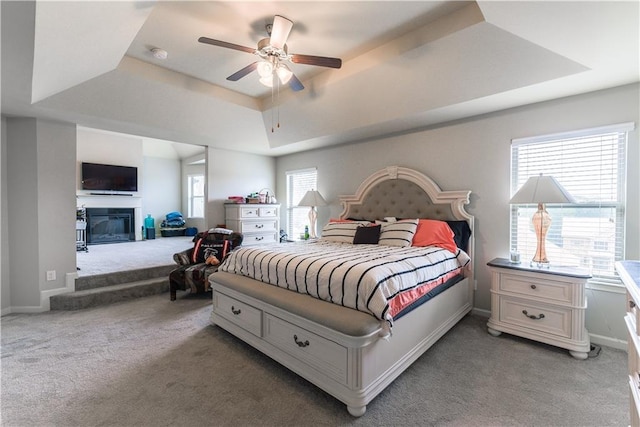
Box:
xmin=198 ymin=15 xmax=342 ymax=92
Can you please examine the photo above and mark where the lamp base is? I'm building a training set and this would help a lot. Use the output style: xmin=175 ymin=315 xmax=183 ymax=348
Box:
xmin=530 ymin=260 xmax=551 ymax=269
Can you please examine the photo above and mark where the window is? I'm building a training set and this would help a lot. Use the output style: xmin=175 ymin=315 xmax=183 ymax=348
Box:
xmin=286 ymin=168 xmax=317 ymax=240
xmin=510 ymin=123 xmax=633 ymax=286
xmin=187 ymin=174 xmax=205 ymax=218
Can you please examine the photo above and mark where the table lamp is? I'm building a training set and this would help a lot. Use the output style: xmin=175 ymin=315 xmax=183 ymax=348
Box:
xmin=509 ymin=174 xmax=575 ymax=267
xmin=298 ymin=190 xmax=327 ymax=239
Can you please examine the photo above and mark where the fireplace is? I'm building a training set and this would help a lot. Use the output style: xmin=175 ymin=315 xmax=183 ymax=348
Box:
xmin=86 ymin=208 xmax=135 ymax=244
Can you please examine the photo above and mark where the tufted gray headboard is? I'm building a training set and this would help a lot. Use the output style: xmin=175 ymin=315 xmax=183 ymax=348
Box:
xmin=342 ymin=179 xmax=458 ymax=221
xmin=338 ymin=166 xmax=474 ymax=281
xmin=339 ymin=166 xmax=472 ymax=223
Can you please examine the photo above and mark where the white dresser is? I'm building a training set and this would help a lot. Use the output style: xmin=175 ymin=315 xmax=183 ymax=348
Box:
xmin=616 ymin=260 xmax=640 ymax=427
xmin=225 ymin=203 xmax=280 ymax=246
xmin=486 ymin=258 xmax=591 ymax=359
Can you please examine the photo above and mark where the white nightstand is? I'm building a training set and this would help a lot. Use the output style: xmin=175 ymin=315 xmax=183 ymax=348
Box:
xmin=486 ymin=257 xmax=591 ymax=359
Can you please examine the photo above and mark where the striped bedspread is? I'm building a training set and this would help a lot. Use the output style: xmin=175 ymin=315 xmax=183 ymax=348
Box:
xmin=218 ymin=240 xmax=470 ymax=326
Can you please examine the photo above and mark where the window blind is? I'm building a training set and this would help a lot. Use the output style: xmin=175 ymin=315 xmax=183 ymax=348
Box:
xmin=510 ymin=123 xmax=633 ymax=285
xmin=286 ymin=168 xmax=318 ymax=240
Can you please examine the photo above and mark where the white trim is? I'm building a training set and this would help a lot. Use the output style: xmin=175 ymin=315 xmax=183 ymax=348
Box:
xmin=285 ymin=167 xmax=317 ymax=176
xmin=589 ymin=332 xmax=627 ymax=351
xmin=512 ymin=121 xmax=635 ymax=146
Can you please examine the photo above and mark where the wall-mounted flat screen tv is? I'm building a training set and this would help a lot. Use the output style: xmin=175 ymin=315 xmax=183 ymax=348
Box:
xmin=81 ymin=162 xmax=138 ymax=192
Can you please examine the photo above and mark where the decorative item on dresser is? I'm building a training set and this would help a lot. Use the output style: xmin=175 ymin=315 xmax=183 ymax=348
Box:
xmin=487 ymin=257 xmax=591 ymax=359
xmin=616 ymin=260 xmax=640 ymax=427
xmin=225 ymin=203 xmax=280 ymax=246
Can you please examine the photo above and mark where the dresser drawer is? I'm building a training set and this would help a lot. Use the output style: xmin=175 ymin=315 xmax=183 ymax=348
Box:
xmin=214 ymin=291 xmax=262 ymax=337
xmin=259 ymin=207 xmax=278 ymax=217
xmin=243 ymin=232 xmax=278 ymax=246
xmin=240 ymin=207 xmax=260 ymax=218
xmin=499 ymin=296 xmax=572 ymax=338
xmin=240 ymin=220 xmax=278 ymax=234
xmin=500 ymin=273 xmax=572 ymax=304
xmin=264 ymin=313 xmax=348 ymax=384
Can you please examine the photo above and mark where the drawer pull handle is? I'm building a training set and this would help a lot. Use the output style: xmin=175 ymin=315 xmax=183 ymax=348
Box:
xmin=231 ymin=306 xmax=241 ymax=315
xmin=255 ymin=236 xmax=264 ymax=241
xmin=293 ymin=335 xmax=310 ymax=348
xmin=530 ymin=284 xmax=537 ymax=290
xmin=631 ymin=300 xmax=637 ymax=309
xmin=522 ymin=310 xmax=545 ymax=320
xmin=255 ymin=224 xmax=264 ymax=228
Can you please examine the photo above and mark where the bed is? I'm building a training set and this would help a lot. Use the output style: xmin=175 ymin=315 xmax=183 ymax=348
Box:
xmin=209 ymin=166 xmax=474 ymax=416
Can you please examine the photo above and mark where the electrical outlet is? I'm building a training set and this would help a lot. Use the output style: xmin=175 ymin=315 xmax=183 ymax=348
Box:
xmin=46 ymin=270 xmax=56 ymax=281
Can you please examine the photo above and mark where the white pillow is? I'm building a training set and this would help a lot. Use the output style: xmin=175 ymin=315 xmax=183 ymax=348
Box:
xmin=379 ymin=219 xmax=419 ymax=247
xmin=320 ymin=222 xmax=364 ymax=243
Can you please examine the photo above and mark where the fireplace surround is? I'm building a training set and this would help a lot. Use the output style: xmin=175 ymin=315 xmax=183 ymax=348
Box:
xmin=77 ymin=194 xmax=143 ymax=242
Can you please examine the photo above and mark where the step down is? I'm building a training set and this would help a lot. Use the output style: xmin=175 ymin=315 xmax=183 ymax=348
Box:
xmin=51 ymin=277 xmax=170 ymax=311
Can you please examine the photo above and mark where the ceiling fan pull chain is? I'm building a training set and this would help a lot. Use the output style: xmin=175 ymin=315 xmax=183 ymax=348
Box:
xmin=277 ymin=74 xmax=281 ymax=129
xmin=271 ymin=79 xmax=275 ymax=133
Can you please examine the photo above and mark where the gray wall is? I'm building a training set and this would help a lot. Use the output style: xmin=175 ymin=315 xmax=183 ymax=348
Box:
xmin=276 ymin=83 xmax=639 ymax=349
xmin=206 ymin=147 xmax=276 ymax=229
xmin=3 ymin=118 xmax=77 ymax=312
xmin=142 ymin=156 xmax=181 ymax=233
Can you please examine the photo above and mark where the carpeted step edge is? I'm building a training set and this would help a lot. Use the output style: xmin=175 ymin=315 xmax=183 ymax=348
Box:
xmin=75 ymin=265 xmax=176 ymax=291
xmin=51 ymin=277 xmax=170 ymax=310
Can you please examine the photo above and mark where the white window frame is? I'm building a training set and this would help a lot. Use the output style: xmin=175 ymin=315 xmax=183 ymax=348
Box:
xmin=187 ymin=174 xmax=205 ymax=218
xmin=510 ymin=122 xmax=633 ymax=286
xmin=285 ymin=168 xmax=318 ymax=240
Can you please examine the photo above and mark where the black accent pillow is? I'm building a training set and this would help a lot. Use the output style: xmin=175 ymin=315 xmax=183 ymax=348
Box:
xmin=353 ymin=225 xmax=381 ymax=244
xmin=446 ymin=220 xmax=472 ymax=250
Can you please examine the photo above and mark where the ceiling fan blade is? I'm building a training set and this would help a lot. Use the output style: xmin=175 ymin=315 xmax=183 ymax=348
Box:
xmin=227 ymin=62 xmax=259 ymax=81
xmin=198 ymin=37 xmax=255 ymax=54
xmin=288 ymin=74 xmax=304 ymax=92
xmin=270 ymin=15 xmax=293 ymax=49
xmin=290 ymin=54 xmax=342 ymax=69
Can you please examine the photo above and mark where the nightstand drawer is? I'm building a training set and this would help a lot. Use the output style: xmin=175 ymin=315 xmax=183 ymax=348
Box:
xmin=499 ymin=296 xmax=572 ymax=338
xmin=500 ymin=273 xmax=572 ymax=304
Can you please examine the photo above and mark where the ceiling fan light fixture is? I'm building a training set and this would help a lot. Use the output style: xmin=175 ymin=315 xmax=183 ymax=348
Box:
xmin=276 ymin=64 xmax=293 ymax=84
xmin=259 ymin=75 xmax=274 ymax=88
xmin=257 ymin=61 xmax=273 ymax=78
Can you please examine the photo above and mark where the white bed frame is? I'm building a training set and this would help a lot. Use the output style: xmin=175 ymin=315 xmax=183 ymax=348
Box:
xmin=210 ymin=166 xmax=474 ymax=416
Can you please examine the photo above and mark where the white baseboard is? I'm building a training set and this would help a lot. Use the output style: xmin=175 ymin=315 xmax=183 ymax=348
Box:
xmin=589 ymin=332 xmax=627 ymax=351
xmin=2 ymin=271 xmax=77 ymax=315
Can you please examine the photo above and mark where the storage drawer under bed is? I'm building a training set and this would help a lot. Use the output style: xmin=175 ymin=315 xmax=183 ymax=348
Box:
xmin=264 ymin=313 xmax=348 ymax=385
xmin=213 ymin=291 xmax=262 ymax=337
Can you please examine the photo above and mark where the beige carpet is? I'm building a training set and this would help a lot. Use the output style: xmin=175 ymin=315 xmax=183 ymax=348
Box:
xmin=76 ymin=236 xmax=194 ymax=276
xmin=1 ymin=293 xmax=628 ymax=426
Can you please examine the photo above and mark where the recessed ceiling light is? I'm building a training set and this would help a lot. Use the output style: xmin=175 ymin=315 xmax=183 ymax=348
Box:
xmin=151 ymin=48 xmax=168 ymax=60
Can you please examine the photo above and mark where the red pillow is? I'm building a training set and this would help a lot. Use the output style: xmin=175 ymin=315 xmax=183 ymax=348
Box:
xmin=412 ymin=219 xmax=458 ymax=253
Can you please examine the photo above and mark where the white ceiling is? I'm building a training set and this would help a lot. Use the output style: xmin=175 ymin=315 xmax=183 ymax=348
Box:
xmin=2 ymin=1 xmax=638 ymax=157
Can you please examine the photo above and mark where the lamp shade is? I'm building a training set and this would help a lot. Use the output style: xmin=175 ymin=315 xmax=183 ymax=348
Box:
xmin=509 ymin=174 xmax=575 ymax=204
xmin=298 ymin=190 xmax=327 ymax=207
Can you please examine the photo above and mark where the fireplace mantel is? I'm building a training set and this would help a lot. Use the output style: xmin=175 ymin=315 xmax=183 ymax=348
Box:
xmin=77 ymin=194 xmax=143 ymax=241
